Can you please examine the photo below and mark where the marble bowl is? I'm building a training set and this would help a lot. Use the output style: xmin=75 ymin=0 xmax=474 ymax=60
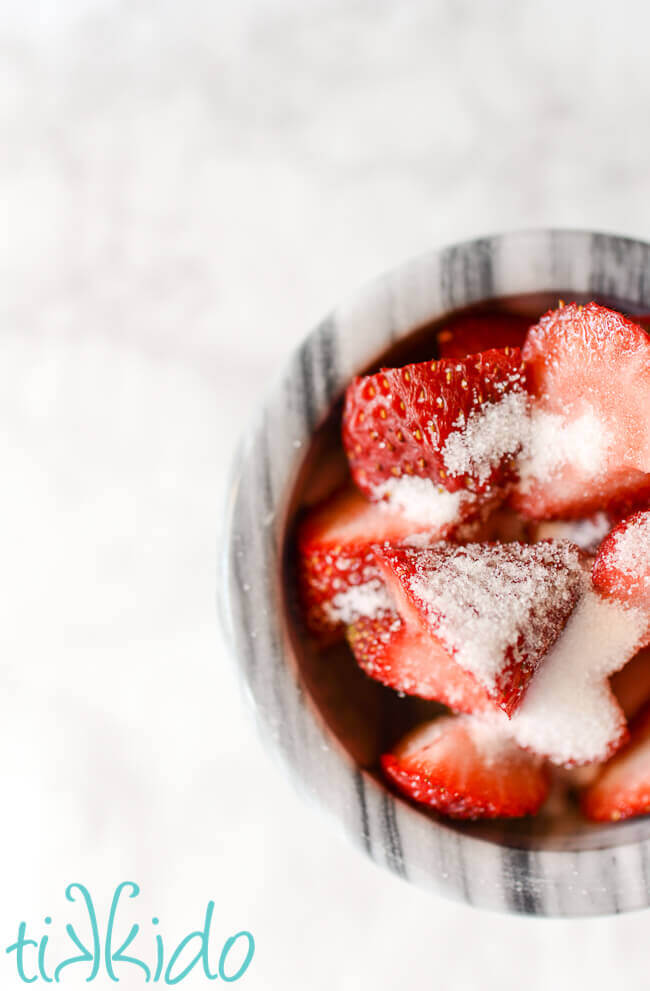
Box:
xmin=220 ymin=230 xmax=650 ymax=916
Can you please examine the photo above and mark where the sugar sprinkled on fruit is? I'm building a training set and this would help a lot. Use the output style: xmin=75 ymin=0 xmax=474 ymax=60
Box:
xmin=375 ymin=540 xmax=585 ymax=715
xmin=324 ymin=579 xmax=394 ymax=626
xmin=504 ymin=589 xmax=647 ymax=765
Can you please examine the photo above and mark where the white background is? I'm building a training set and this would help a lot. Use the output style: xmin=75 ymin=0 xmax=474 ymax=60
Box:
xmin=2 ymin=1 xmax=650 ymax=988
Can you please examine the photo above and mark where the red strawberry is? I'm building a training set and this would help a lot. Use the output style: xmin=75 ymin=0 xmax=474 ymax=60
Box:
xmin=346 ymin=612 xmax=494 ymax=714
xmin=592 ymin=509 xmax=650 ymax=614
xmin=611 ymin=647 xmax=650 ymax=720
xmin=513 ymin=302 xmax=650 ymax=519
xmin=582 ymin=701 xmax=650 ymax=822
xmin=297 ymin=485 xmax=462 ymax=639
xmin=374 ymin=541 xmax=586 ymax=716
xmin=342 ymin=347 xmax=529 ymax=502
xmin=382 ymin=715 xmax=550 ymax=819
xmin=436 ymin=312 xmax=531 ymax=360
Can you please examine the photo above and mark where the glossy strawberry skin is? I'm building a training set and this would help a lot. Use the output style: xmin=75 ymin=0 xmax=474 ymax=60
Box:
xmin=436 ymin=313 xmax=531 ymax=360
xmin=582 ymin=702 xmax=650 ymax=822
xmin=346 ymin=612 xmax=494 ymax=714
xmin=382 ymin=716 xmax=550 ymax=820
xmin=342 ymin=347 xmax=528 ymax=499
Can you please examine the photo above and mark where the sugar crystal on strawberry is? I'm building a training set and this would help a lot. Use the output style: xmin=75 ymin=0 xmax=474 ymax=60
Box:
xmin=374 ymin=540 xmax=585 ymax=716
xmin=505 ymin=588 xmax=646 ymax=765
xmin=295 ymin=295 xmax=650 ymax=822
xmin=297 ymin=484 xmax=469 ymax=638
xmin=592 ymin=509 xmax=650 ymax=613
xmin=513 ymin=302 xmax=650 ymax=518
xmin=343 ymin=347 xmax=529 ymax=503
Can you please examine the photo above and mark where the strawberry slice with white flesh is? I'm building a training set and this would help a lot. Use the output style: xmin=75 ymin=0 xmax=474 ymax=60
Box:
xmin=382 ymin=715 xmax=550 ymax=820
xmin=297 ymin=485 xmax=469 ymax=639
xmin=514 ymin=302 xmax=650 ymax=519
xmin=346 ymin=612 xmax=494 ymax=714
xmin=582 ymin=702 xmax=650 ymax=822
xmin=374 ymin=540 xmax=586 ymax=717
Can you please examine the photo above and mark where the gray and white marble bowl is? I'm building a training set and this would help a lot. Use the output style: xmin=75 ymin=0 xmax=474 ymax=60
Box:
xmin=220 ymin=230 xmax=650 ymax=916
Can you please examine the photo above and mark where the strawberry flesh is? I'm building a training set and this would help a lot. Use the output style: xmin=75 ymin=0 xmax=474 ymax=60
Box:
xmin=346 ymin=612 xmax=494 ymax=714
xmin=382 ymin=715 xmax=550 ymax=819
xmin=514 ymin=302 xmax=650 ymax=519
xmin=298 ymin=485 xmax=461 ymax=639
xmin=374 ymin=541 xmax=586 ymax=716
xmin=342 ymin=347 xmax=528 ymax=501
xmin=582 ymin=701 xmax=650 ymax=822
xmin=592 ymin=509 xmax=650 ymax=615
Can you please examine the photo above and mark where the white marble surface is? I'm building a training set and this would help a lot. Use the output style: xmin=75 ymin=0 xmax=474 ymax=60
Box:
xmin=3 ymin=1 xmax=650 ymax=987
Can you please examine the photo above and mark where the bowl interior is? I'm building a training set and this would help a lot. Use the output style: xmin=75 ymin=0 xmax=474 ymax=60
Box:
xmin=284 ymin=289 xmax=650 ymax=854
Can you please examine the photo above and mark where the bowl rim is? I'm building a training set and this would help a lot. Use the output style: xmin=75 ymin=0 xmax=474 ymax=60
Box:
xmin=219 ymin=228 xmax=650 ymax=916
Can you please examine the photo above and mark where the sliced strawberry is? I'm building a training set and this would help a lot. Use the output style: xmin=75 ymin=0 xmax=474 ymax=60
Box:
xmin=582 ymin=702 xmax=650 ymax=822
xmin=503 ymin=580 xmax=650 ymax=766
xmin=346 ymin=612 xmax=494 ymax=714
xmin=342 ymin=347 xmax=529 ymax=502
xmin=611 ymin=647 xmax=650 ymax=720
xmin=297 ymin=484 xmax=464 ymax=639
xmin=374 ymin=541 xmax=586 ymax=716
xmin=436 ymin=312 xmax=531 ymax=360
xmin=592 ymin=509 xmax=650 ymax=614
xmin=382 ymin=715 xmax=549 ymax=819
xmin=513 ymin=302 xmax=650 ymax=519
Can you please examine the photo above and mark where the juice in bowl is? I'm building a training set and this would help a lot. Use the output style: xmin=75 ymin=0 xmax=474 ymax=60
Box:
xmin=219 ymin=230 xmax=650 ymax=916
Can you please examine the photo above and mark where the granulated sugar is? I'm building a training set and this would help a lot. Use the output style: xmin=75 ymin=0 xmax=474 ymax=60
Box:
xmin=463 ymin=715 xmax=530 ymax=768
xmin=374 ymin=475 xmax=470 ymax=528
xmin=405 ymin=541 xmax=585 ymax=692
xmin=518 ymin=407 xmax=611 ymax=490
xmin=324 ymin=579 xmax=394 ymax=625
xmin=400 ymin=530 xmax=442 ymax=549
xmin=441 ymin=391 xmax=529 ymax=484
xmin=607 ymin=514 xmax=650 ymax=576
xmin=398 ymin=714 xmax=534 ymax=769
xmin=506 ymin=589 xmax=647 ymax=765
